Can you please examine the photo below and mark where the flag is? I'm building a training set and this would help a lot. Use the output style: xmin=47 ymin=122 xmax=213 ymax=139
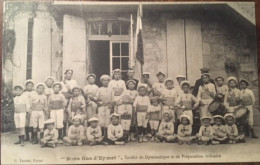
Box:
xmin=135 ymin=3 xmax=144 ymax=64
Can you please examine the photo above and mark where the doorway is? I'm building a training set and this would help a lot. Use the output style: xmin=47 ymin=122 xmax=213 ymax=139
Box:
xmin=89 ymin=41 xmax=110 ymax=86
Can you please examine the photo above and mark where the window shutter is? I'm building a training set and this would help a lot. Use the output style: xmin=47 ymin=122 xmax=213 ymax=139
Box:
xmin=63 ymin=15 xmax=87 ymax=87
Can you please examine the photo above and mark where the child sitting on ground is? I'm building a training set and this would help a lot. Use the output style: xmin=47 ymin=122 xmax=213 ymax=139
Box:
xmin=147 ymin=97 xmax=161 ymax=142
xmin=224 ymin=114 xmax=245 ymax=144
xmin=197 ymin=117 xmax=214 ymax=145
xmin=63 ymin=115 xmax=85 ymax=146
xmin=103 ymin=113 xmax=125 ymax=145
xmin=13 ymin=84 xmax=31 ymax=147
xmin=155 ymin=111 xmax=176 ymax=143
xmin=133 ymin=85 xmax=151 ymax=143
xmin=40 ymin=119 xmax=58 ymax=148
xmin=177 ymin=115 xmax=194 ymax=145
xmin=86 ymin=117 xmax=103 ymax=146
xmin=30 ymin=83 xmax=48 ymax=144
xmin=212 ymin=115 xmax=228 ymax=144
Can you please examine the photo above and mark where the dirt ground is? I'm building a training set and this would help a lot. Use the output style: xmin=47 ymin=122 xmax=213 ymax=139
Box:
xmin=2 ymin=126 xmax=260 ymax=164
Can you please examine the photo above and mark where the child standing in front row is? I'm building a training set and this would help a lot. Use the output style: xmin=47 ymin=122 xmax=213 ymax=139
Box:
xmin=240 ymin=79 xmax=258 ymax=138
xmin=67 ymin=86 xmax=86 ymax=127
xmin=155 ymin=111 xmax=176 ymax=143
xmin=30 ymin=83 xmax=48 ymax=144
xmin=116 ymin=93 xmax=133 ymax=143
xmin=176 ymin=81 xmax=199 ymax=124
xmin=124 ymin=80 xmax=138 ymax=141
xmin=23 ymin=79 xmax=37 ymax=142
xmin=103 ymin=113 xmax=125 ymax=145
xmin=147 ymin=97 xmax=161 ymax=142
xmin=87 ymin=117 xmax=103 ymax=146
xmin=40 ymin=119 xmax=58 ymax=148
xmin=48 ymin=82 xmax=67 ymax=144
xmin=13 ymin=85 xmax=31 ymax=146
xmin=177 ymin=115 xmax=194 ymax=145
xmin=96 ymin=75 xmax=114 ymax=137
xmin=160 ymin=78 xmax=178 ymax=123
xmin=83 ymin=74 xmax=99 ymax=120
xmin=133 ymin=85 xmax=150 ymax=143
xmin=198 ymin=117 xmax=214 ymax=145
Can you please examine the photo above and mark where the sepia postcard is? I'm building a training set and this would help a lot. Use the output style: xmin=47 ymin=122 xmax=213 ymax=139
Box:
xmin=1 ymin=1 xmax=260 ymax=164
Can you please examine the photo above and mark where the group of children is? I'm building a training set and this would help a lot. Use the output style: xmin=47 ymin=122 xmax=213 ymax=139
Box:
xmin=12 ymin=68 xmax=258 ymax=148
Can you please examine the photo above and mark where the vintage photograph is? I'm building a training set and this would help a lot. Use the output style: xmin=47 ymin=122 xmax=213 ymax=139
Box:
xmin=1 ymin=1 xmax=260 ymax=164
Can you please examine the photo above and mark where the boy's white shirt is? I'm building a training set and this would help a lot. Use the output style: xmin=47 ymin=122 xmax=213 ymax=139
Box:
xmin=31 ymin=93 xmax=48 ymax=110
xmin=158 ymin=120 xmax=174 ymax=135
xmin=152 ymin=82 xmax=165 ymax=93
xmin=83 ymin=84 xmax=99 ymax=95
xmin=87 ymin=125 xmax=102 ymax=139
xmin=60 ymin=79 xmax=78 ymax=93
xmin=133 ymin=95 xmax=150 ymax=107
xmin=108 ymin=79 xmax=126 ymax=91
xmin=224 ymin=87 xmax=242 ymax=108
xmin=107 ymin=124 xmax=123 ymax=141
xmin=216 ymin=84 xmax=229 ymax=95
xmin=14 ymin=94 xmax=31 ymax=112
xmin=241 ymin=88 xmax=255 ymax=105
xmin=197 ymin=83 xmax=216 ymax=100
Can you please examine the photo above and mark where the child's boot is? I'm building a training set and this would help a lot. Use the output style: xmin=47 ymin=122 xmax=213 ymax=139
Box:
xmin=58 ymin=129 xmax=63 ymax=144
xmin=30 ymin=127 xmax=34 ymax=143
xmin=14 ymin=136 xmax=21 ymax=145
xmin=250 ymin=128 xmax=258 ymax=139
xmin=130 ymin=133 xmax=136 ymax=141
xmin=25 ymin=127 xmax=30 ymax=141
xmin=138 ymin=135 xmax=143 ymax=143
xmin=20 ymin=135 xmax=25 ymax=147
xmin=33 ymin=132 xmax=38 ymax=144
xmin=40 ymin=132 xmax=44 ymax=139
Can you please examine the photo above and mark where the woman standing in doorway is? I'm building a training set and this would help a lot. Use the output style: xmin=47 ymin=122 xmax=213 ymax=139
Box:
xmin=60 ymin=69 xmax=79 ymax=141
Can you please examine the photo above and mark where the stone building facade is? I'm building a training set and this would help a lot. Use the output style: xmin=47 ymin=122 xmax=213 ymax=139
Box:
xmin=3 ymin=2 xmax=259 ymax=125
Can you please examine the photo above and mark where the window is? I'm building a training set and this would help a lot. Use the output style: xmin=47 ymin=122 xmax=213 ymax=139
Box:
xmin=26 ymin=18 xmax=33 ymax=79
xmin=89 ymin=20 xmax=130 ymax=36
xmin=111 ymin=42 xmax=129 ymax=80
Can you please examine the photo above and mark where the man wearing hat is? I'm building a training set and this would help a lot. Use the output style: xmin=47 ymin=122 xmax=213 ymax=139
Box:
xmin=152 ymin=71 xmax=166 ymax=97
xmin=138 ymin=72 xmax=152 ymax=96
xmin=125 ymin=68 xmax=139 ymax=90
xmin=192 ymin=68 xmax=216 ymax=97
xmin=240 ymin=79 xmax=258 ymax=138
xmin=13 ymin=84 xmax=31 ymax=146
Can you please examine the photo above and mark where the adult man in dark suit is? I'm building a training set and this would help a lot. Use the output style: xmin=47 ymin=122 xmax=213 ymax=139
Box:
xmin=192 ymin=68 xmax=216 ymax=97
xmin=125 ymin=68 xmax=139 ymax=90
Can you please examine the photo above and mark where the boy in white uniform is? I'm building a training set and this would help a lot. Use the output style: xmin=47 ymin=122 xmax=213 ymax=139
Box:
xmin=40 ymin=119 xmax=58 ymax=148
xmin=13 ymin=85 xmax=31 ymax=146
xmin=30 ymin=83 xmax=48 ymax=144
xmin=87 ymin=117 xmax=103 ymax=146
xmin=109 ymin=69 xmax=126 ymax=102
xmin=240 ymin=79 xmax=258 ymax=138
xmin=48 ymin=82 xmax=67 ymax=144
xmin=175 ymin=75 xmax=186 ymax=97
xmin=96 ymin=75 xmax=114 ymax=137
xmin=197 ymin=73 xmax=216 ymax=118
xmin=83 ymin=74 xmax=99 ymax=120
xmin=23 ymin=79 xmax=37 ymax=142
xmin=215 ymin=76 xmax=228 ymax=96
xmin=147 ymin=97 xmax=161 ymax=141
xmin=133 ymin=85 xmax=151 ymax=142
xmin=44 ymin=77 xmax=55 ymax=99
